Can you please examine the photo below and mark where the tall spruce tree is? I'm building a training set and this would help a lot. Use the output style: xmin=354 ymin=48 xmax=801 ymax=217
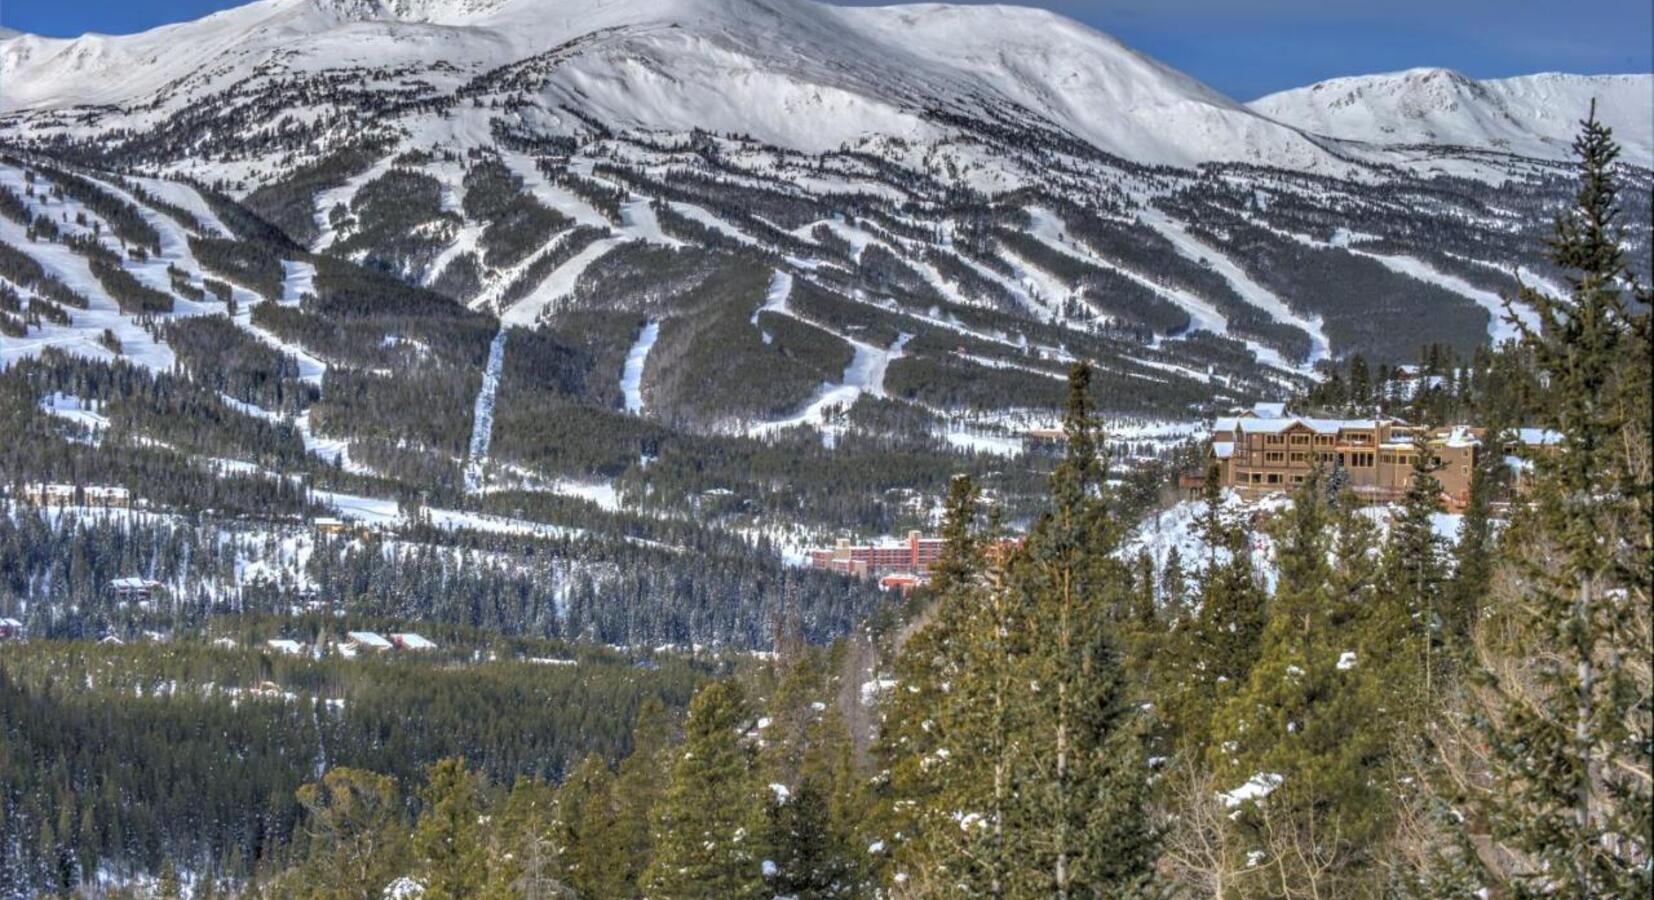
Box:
xmin=552 ymin=754 xmax=621 ymax=898
xmin=1166 ymin=464 xmax=1266 ymax=751
xmin=606 ymin=696 xmax=672 ymax=898
xmin=872 ymin=473 xmax=988 ymax=887
xmin=1378 ymin=440 xmax=1449 ymax=707
xmin=482 ymin=776 xmax=571 ymax=900
xmin=1460 ymin=105 xmax=1652 ymax=899
xmin=411 ymin=758 xmax=488 ymax=900
xmin=1004 ymin=363 xmax=1154 ymax=897
xmin=765 ymin=706 xmax=867 ymax=897
xmin=643 ymin=680 xmax=768 ymax=899
xmin=1214 ymin=473 xmax=1394 ymax=898
xmin=1445 ymin=431 xmax=1498 ymax=646
xmin=876 ymin=472 xmax=1025 ymax=895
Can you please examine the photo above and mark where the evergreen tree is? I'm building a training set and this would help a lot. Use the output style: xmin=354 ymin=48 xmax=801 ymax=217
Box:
xmin=1378 ymin=440 xmax=1449 ymax=707
xmin=154 ymin=860 xmax=181 ymax=900
xmin=411 ymin=758 xmax=488 ymax=900
xmin=1349 ymin=353 xmax=1371 ymax=410
xmin=643 ymin=680 xmax=768 ymax=899
xmin=871 ymin=473 xmax=989 ymax=886
xmin=1161 ymin=545 xmax=1187 ymax=609
xmin=1445 ymin=433 xmax=1497 ymax=645
xmin=483 ymin=776 xmax=572 ymax=900
xmin=1004 ymin=363 xmax=1154 ymax=897
xmin=290 ymin=768 xmax=408 ymax=900
xmin=765 ymin=775 xmax=855 ymax=898
xmin=1213 ymin=474 xmax=1393 ymax=898
xmin=1165 ymin=464 xmax=1266 ymax=751
xmin=550 ymin=754 xmax=619 ymax=898
xmin=1461 ymin=105 xmax=1652 ymax=899
xmin=606 ymin=696 xmax=673 ymax=898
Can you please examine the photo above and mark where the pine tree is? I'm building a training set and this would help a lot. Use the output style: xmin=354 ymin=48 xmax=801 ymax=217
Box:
xmin=1461 ymin=104 xmax=1653 ymax=899
xmin=550 ymin=755 xmax=618 ymax=898
xmin=606 ymin=696 xmax=672 ymax=898
xmin=1349 ymin=354 xmax=1372 ymax=411
xmin=1004 ymin=363 xmax=1154 ymax=897
xmin=412 ymin=758 xmax=488 ymax=900
xmin=871 ymin=473 xmax=987 ymax=885
xmin=482 ymin=776 xmax=572 ymax=900
xmin=643 ymin=680 xmax=768 ymax=899
xmin=765 ymin=775 xmax=855 ymax=899
xmin=874 ymin=471 xmax=1022 ymax=894
xmin=1213 ymin=474 xmax=1393 ymax=898
xmin=1445 ymin=434 xmax=1497 ymax=645
xmin=1165 ymin=464 xmax=1266 ymax=751
xmin=1378 ymin=440 xmax=1449 ymax=707
xmin=1124 ymin=549 xmax=1164 ymax=693
xmin=154 ymin=860 xmax=181 ymax=900
xmin=292 ymin=768 xmax=408 ymax=900
xmin=929 ymin=473 xmax=981 ymax=596
xmin=1161 ymin=545 xmax=1187 ymax=608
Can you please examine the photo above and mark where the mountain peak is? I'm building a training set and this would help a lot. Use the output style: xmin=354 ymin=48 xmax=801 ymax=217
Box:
xmin=1252 ymin=68 xmax=1653 ymax=165
xmin=0 ymin=0 xmax=1336 ymax=169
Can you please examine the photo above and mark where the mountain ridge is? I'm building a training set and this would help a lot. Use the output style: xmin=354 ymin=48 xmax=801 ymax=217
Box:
xmin=1251 ymin=68 xmax=1653 ymax=167
xmin=2 ymin=0 xmax=1338 ymax=170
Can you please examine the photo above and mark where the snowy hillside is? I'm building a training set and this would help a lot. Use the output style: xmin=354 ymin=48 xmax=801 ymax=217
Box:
xmin=1251 ymin=69 xmax=1654 ymax=167
xmin=0 ymin=0 xmax=1337 ymax=170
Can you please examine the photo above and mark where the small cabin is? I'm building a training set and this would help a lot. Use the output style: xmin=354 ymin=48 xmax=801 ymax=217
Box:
xmin=343 ymin=631 xmax=393 ymax=654
xmin=84 ymin=485 xmax=131 ymax=508
xmin=109 ymin=577 xmax=164 ymax=600
xmin=0 ymin=617 xmax=23 ymax=640
xmin=266 ymin=639 xmax=305 ymax=655
xmin=312 ymin=516 xmax=349 ymax=537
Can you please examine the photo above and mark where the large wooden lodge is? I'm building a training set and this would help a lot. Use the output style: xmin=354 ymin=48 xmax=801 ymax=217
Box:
xmin=1208 ymin=403 xmax=1482 ymax=507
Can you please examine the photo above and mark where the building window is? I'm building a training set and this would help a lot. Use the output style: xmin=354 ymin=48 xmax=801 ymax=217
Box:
xmin=1267 ymin=473 xmax=1281 ymax=484
xmin=1315 ymin=435 xmax=1335 ymax=447
xmin=1266 ymin=434 xmax=1285 ymax=446
xmin=1250 ymin=473 xmax=1262 ymax=484
xmin=1352 ymin=452 xmax=1375 ymax=467
xmin=1265 ymin=451 xmax=1285 ymax=464
xmin=1290 ymin=434 xmax=1309 ymax=446
xmin=1290 ymin=452 xmax=1307 ymax=463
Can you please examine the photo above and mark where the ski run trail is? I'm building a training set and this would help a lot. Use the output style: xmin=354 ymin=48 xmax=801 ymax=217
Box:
xmin=463 ymin=329 xmax=509 ymax=492
xmin=621 ymin=319 xmax=661 ymax=414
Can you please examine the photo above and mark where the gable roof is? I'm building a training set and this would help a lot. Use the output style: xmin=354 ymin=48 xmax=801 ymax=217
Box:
xmin=1215 ymin=415 xmax=1394 ymax=436
xmin=345 ymin=631 xmax=392 ymax=648
xmin=392 ymin=633 xmax=436 ymax=649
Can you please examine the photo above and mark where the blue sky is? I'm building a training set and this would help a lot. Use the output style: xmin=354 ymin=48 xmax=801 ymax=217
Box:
xmin=2 ymin=0 xmax=1649 ymax=99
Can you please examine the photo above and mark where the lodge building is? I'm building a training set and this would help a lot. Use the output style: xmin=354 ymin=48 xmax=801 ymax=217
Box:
xmin=1208 ymin=404 xmax=1481 ymax=508
xmin=809 ymin=530 xmax=948 ymax=580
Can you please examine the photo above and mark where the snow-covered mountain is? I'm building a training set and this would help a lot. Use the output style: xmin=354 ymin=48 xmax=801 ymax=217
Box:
xmin=1251 ymin=69 xmax=1653 ymax=167
xmin=0 ymin=0 xmax=1341 ymax=170
xmin=0 ymin=0 xmax=1648 ymax=472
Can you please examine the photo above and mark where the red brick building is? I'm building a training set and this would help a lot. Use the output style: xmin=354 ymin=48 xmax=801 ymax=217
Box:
xmin=810 ymin=530 xmax=948 ymax=579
